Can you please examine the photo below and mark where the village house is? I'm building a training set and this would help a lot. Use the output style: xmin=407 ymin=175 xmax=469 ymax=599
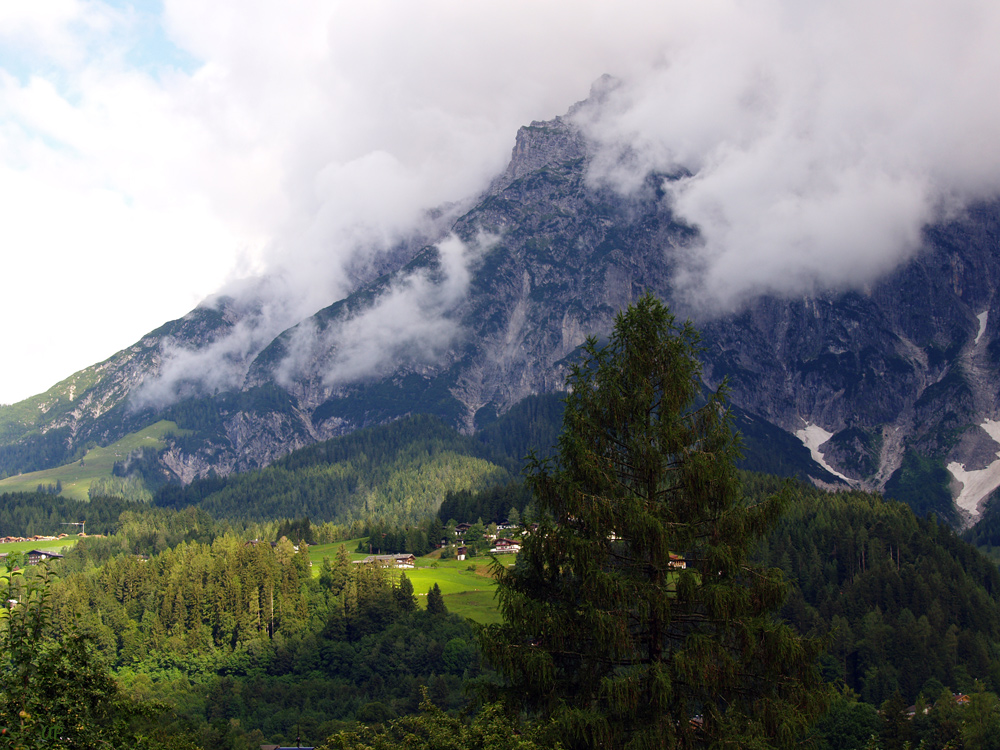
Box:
xmin=353 ymin=553 xmax=416 ymax=569
xmin=0 ymin=550 xmax=65 ymax=566
xmin=490 ymin=538 xmax=520 ymax=554
xmin=27 ymin=549 xmax=64 ymax=565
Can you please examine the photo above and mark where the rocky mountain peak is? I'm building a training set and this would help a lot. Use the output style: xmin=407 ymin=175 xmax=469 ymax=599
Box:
xmin=7 ymin=95 xmax=1000 ymax=526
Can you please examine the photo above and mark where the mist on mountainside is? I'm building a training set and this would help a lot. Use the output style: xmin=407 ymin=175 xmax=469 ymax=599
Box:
xmin=119 ymin=0 xmax=1000 ymax=405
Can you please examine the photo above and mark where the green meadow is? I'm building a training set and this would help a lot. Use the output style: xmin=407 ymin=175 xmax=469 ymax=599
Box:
xmin=309 ymin=543 xmax=509 ymax=624
xmin=0 ymin=537 xmax=79 ymax=557
xmin=0 ymin=421 xmax=185 ymax=500
xmin=306 ymin=539 xmax=370 ymax=566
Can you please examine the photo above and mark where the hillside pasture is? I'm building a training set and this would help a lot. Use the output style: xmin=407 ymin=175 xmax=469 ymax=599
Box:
xmin=0 ymin=537 xmax=79 ymax=557
xmin=408 ymin=562 xmax=502 ymax=623
xmin=309 ymin=543 xmax=506 ymax=624
xmin=306 ymin=539 xmax=370 ymax=566
xmin=0 ymin=421 xmax=184 ymax=500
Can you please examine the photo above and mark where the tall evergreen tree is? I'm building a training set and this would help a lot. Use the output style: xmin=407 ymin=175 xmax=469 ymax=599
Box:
xmin=395 ymin=572 xmax=417 ymax=612
xmin=426 ymin=583 xmax=447 ymax=615
xmin=480 ymin=294 xmax=827 ymax=749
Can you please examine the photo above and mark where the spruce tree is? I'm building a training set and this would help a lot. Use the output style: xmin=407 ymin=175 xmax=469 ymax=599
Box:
xmin=426 ymin=583 xmax=447 ymax=615
xmin=480 ymin=294 xmax=826 ymax=749
xmin=395 ymin=572 xmax=417 ymax=612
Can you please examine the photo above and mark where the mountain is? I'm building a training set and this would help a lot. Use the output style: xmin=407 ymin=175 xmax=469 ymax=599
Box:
xmin=4 ymin=83 xmax=1000 ymax=524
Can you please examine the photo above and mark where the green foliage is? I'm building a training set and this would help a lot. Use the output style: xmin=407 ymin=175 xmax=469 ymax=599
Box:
xmin=62 ymin=504 xmax=220 ymax=565
xmin=426 ymin=583 xmax=447 ymax=616
xmin=319 ymin=690 xmax=557 ymax=750
xmin=356 ymin=517 xmax=439 ymax=556
xmin=312 ymin=373 xmax=467 ymax=428
xmin=816 ymin=682 xmax=1000 ymax=749
xmin=89 ymin=474 xmax=154 ymax=503
xmin=810 ymin=691 xmax=880 ymax=750
xmin=0 ymin=565 xmax=162 ymax=748
xmin=276 ymin=516 xmax=317 ymax=545
xmin=438 ymin=482 xmax=533 ymax=526
xmin=482 ymin=295 xmax=828 ymax=749
xmin=112 ymin=446 xmax=175 ymax=491
xmin=883 ymin=450 xmax=956 ymax=522
xmin=0 ymin=492 xmax=134 ymax=537
xmin=156 ymin=415 xmax=511 ymax=526
xmin=755 ymin=473 xmax=1000 ymax=705
xmin=473 ymin=393 xmax=565 ymax=470
xmin=395 ymin=573 xmax=417 ymax=613
xmin=0 ymin=420 xmax=181 ymax=501
xmin=30 ymin=525 xmax=488 ymax=745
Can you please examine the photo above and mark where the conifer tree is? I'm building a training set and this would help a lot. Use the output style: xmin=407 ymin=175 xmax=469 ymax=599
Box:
xmin=426 ymin=583 xmax=447 ymax=615
xmin=480 ymin=294 xmax=827 ymax=749
xmin=395 ymin=572 xmax=417 ymax=612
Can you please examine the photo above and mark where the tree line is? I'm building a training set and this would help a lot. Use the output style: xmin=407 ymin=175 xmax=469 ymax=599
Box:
xmin=11 ymin=295 xmax=1000 ymax=748
xmin=154 ymin=415 xmax=511 ymax=526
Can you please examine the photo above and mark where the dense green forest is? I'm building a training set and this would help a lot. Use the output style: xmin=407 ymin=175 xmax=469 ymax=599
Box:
xmin=3 ymin=525 xmax=484 ymax=748
xmin=154 ymin=415 xmax=511 ymax=525
xmin=0 ymin=492 xmax=138 ymax=537
xmin=9 ymin=467 xmax=1000 ymax=747
xmin=754 ymin=474 xmax=1000 ymax=704
xmin=10 ymin=305 xmax=1000 ymax=747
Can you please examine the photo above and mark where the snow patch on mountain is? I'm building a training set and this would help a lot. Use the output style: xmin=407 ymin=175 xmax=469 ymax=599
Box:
xmin=795 ymin=423 xmax=854 ymax=484
xmin=948 ymin=419 xmax=1000 ymax=517
xmin=976 ymin=311 xmax=989 ymax=345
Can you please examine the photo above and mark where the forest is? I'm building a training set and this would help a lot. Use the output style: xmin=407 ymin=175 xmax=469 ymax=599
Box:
xmin=6 ymin=299 xmax=1000 ymax=748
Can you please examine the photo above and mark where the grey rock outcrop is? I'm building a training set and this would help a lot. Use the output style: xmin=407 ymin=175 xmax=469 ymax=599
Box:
xmin=6 ymin=90 xmax=1000 ymax=522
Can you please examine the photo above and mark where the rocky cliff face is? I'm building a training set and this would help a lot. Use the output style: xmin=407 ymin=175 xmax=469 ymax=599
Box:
xmin=6 ymin=95 xmax=1000 ymax=522
xmin=696 ymin=204 xmax=1000 ymax=514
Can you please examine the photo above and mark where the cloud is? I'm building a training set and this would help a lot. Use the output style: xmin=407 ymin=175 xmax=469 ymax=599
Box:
xmin=129 ymin=289 xmax=295 ymax=410
xmin=4 ymin=0 xmax=1000 ymax=403
xmin=575 ymin=0 xmax=1000 ymax=311
xmin=274 ymin=234 xmax=488 ymax=391
xmin=0 ymin=0 xmax=643 ymax=402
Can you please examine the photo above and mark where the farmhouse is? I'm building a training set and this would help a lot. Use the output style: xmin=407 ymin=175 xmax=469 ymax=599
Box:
xmin=490 ymin=538 xmax=520 ymax=554
xmin=0 ymin=549 xmax=65 ymax=566
xmin=354 ymin=554 xmax=416 ymax=568
xmin=27 ymin=549 xmax=64 ymax=565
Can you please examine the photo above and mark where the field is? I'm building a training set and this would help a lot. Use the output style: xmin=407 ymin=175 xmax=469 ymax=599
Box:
xmin=408 ymin=563 xmax=503 ymax=624
xmin=307 ymin=539 xmax=370 ymax=565
xmin=0 ymin=421 xmax=185 ymax=500
xmin=0 ymin=537 xmax=79 ymax=557
xmin=309 ymin=542 xmax=507 ymax=624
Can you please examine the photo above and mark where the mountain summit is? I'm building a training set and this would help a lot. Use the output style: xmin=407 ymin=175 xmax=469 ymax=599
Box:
xmin=4 ymin=87 xmax=1000 ymax=522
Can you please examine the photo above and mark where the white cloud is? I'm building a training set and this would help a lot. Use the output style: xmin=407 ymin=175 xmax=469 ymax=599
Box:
xmin=576 ymin=0 xmax=1000 ymax=311
xmin=272 ymin=234 xmax=488 ymax=391
xmin=3 ymin=0 xmax=1000 ymax=403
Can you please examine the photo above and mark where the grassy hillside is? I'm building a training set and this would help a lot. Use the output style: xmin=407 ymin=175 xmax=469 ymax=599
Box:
xmin=0 ymin=366 xmax=104 ymax=440
xmin=0 ymin=537 xmax=79 ymax=556
xmin=408 ymin=559 xmax=502 ymax=623
xmin=157 ymin=415 xmax=512 ymax=525
xmin=308 ymin=542 xmax=503 ymax=624
xmin=0 ymin=420 xmax=184 ymax=500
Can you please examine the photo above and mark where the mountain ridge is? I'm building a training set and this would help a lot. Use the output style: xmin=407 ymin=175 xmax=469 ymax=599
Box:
xmin=5 ymin=88 xmax=1000 ymax=523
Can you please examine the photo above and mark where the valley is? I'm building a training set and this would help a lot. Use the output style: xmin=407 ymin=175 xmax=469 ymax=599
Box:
xmin=2 ymin=57 xmax=1000 ymax=750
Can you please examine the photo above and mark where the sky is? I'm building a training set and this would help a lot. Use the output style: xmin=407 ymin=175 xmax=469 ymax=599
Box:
xmin=3 ymin=0 xmax=1000 ymax=405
